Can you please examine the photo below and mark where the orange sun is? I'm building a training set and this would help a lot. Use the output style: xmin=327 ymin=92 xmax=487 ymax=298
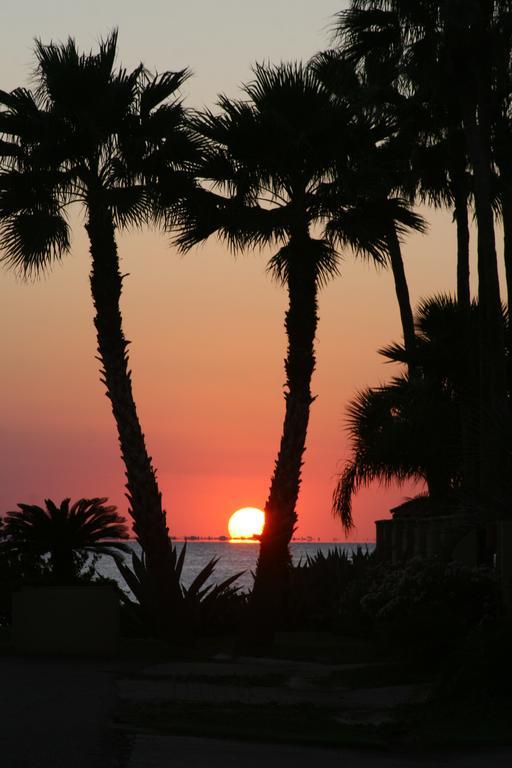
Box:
xmin=228 ymin=507 xmax=265 ymax=540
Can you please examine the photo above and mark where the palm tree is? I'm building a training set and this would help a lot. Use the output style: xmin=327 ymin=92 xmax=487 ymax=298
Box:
xmin=0 ymin=33 xmax=198 ymax=636
xmin=334 ymin=295 xmax=477 ymax=530
xmin=176 ymin=61 xmax=422 ymax=631
xmin=335 ymin=0 xmax=510 ymax=508
xmin=333 ymin=375 xmax=461 ymax=530
xmin=2 ymin=497 xmax=129 ymax=583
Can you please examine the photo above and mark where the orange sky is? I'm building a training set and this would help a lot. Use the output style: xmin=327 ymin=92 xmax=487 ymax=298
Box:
xmin=0 ymin=1 xmax=498 ymax=539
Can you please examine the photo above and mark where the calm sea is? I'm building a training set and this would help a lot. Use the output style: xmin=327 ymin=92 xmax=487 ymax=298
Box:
xmin=96 ymin=541 xmax=375 ymax=594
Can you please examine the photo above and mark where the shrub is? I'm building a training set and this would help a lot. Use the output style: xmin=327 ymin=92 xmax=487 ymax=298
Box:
xmin=286 ymin=547 xmax=376 ymax=630
xmin=359 ymin=558 xmax=499 ymax=662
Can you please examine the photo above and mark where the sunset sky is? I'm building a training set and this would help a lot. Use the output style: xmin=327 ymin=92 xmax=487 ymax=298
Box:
xmin=0 ymin=1 xmax=484 ymax=540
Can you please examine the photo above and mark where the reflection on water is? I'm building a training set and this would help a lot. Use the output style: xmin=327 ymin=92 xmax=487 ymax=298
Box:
xmin=95 ymin=541 xmax=375 ymax=594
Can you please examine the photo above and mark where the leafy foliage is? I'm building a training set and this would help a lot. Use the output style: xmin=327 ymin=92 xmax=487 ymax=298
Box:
xmin=176 ymin=60 xmax=423 ymax=270
xmin=359 ymin=557 xmax=499 ymax=662
xmin=286 ymin=546 xmax=375 ymax=630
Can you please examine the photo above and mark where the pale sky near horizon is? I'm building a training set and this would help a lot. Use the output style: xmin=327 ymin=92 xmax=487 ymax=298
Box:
xmin=0 ymin=1 xmax=486 ymax=539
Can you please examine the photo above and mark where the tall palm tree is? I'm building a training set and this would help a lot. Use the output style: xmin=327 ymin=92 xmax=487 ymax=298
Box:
xmin=335 ymin=0 xmax=510 ymax=508
xmin=0 ymin=33 xmax=198 ymax=636
xmin=176 ymin=61 xmax=423 ymax=631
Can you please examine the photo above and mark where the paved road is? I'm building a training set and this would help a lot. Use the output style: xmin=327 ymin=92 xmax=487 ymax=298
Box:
xmin=2 ymin=654 xmax=511 ymax=768
xmin=127 ymin=734 xmax=512 ymax=768
xmin=0 ymin=657 xmax=118 ymax=768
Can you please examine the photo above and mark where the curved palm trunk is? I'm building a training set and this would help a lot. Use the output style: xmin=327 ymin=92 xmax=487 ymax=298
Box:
xmin=86 ymin=197 xmax=185 ymax=640
xmin=500 ymin=182 xmax=512 ymax=399
xmin=386 ymin=227 xmax=416 ymax=372
xmin=251 ymin=237 xmax=318 ymax=643
xmin=501 ymin=184 xmax=512 ymax=322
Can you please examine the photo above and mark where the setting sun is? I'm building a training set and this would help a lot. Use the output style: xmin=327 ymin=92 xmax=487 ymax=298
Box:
xmin=228 ymin=507 xmax=265 ymax=540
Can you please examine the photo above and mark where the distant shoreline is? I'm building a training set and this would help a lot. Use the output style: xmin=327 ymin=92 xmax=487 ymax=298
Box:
xmin=124 ymin=537 xmax=376 ymax=544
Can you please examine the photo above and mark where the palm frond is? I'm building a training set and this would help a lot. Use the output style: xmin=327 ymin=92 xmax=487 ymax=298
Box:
xmin=174 ymin=185 xmax=290 ymax=253
xmin=0 ymin=210 xmax=70 ymax=275
xmin=106 ymin=185 xmax=151 ymax=229
xmin=139 ymin=69 xmax=191 ymax=118
xmin=0 ymin=33 xmax=200 ymax=275
xmin=327 ymin=196 xmax=426 ymax=264
xmin=267 ymin=238 xmax=341 ymax=288
xmin=2 ymin=497 xmax=129 ymax=577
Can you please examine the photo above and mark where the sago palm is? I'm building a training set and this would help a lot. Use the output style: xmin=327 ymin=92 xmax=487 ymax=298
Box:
xmin=176 ymin=61 xmax=422 ymax=629
xmin=0 ymin=32 xmax=199 ymax=636
xmin=2 ymin=497 xmax=129 ymax=583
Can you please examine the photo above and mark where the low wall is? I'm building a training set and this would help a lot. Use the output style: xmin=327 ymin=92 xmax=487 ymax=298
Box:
xmin=12 ymin=584 xmax=120 ymax=655
xmin=375 ymin=514 xmax=479 ymax=565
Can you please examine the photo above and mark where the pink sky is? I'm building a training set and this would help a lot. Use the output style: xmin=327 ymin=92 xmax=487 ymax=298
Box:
xmin=2 ymin=213 xmax=472 ymax=540
xmin=0 ymin=2 xmax=494 ymax=540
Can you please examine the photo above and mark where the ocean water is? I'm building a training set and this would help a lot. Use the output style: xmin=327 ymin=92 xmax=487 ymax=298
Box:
xmin=95 ymin=541 xmax=375 ymax=594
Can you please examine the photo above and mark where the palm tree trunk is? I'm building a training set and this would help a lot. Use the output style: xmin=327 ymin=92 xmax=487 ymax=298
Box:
xmin=500 ymin=183 xmax=512 ymax=324
xmin=452 ymin=181 xmax=471 ymax=313
xmin=250 ymin=237 xmax=318 ymax=644
xmin=500 ymin=182 xmax=512 ymax=396
xmin=444 ymin=2 xmax=509 ymax=503
xmin=386 ymin=227 xmax=416 ymax=372
xmin=463 ymin=114 xmax=508 ymax=498
xmin=450 ymin=168 xmax=476 ymax=496
xmin=86 ymin=196 xmax=185 ymax=640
